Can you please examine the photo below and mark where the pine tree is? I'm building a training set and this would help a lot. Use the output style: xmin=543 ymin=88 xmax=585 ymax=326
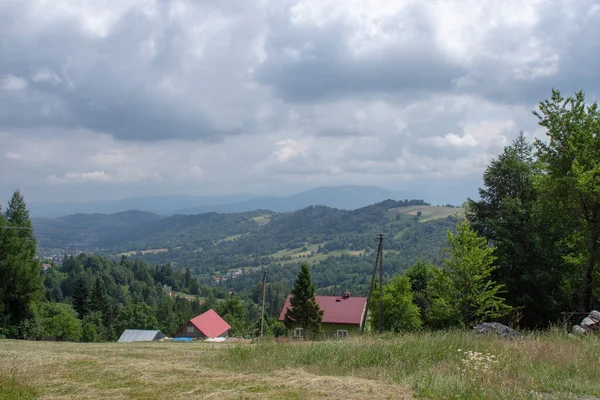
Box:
xmin=90 ymin=277 xmax=106 ymax=313
xmin=73 ymin=275 xmax=91 ymax=318
xmin=0 ymin=190 xmax=43 ymax=330
xmin=284 ymin=263 xmax=323 ymax=339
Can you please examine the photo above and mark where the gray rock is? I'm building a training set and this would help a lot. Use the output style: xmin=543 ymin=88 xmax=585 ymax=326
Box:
xmin=588 ymin=310 xmax=600 ymax=323
xmin=473 ymin=322 xmax=521 ymax=339
xmin=581 ymin=317 xmax=596 ymax=328
xmin=572 ymin=325 xmax=588 ymax=336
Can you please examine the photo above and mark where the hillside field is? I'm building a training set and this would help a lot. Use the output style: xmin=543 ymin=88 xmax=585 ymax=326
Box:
xmin=1 ymin=331 xmax=599 ymax=399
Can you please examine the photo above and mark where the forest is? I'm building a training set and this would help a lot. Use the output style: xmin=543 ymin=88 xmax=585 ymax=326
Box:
xmin=1 ymin=89 xmax=599 ymax=340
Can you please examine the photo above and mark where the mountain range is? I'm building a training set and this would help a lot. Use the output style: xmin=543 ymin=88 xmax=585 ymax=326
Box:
xmin=29 ymin=185 xmax=427 ymax=218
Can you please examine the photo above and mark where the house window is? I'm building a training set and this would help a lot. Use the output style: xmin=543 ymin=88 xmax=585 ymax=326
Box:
xmin=187 ymin=326 xmax=194 ymax=333
xmin=337 ymin=330 xmax=349 ymax=340
xmin=293 ymin=328 xmax=304 ymax=338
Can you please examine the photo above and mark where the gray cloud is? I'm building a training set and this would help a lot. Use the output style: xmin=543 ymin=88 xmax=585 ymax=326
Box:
xmin=0 ymin=0 xmax=598 ymax=204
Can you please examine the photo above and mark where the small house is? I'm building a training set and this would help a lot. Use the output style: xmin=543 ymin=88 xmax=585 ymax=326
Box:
xmin=172 ymin=309 xmax=231 ymax=339
xmin=118 ymin=329 xmax=167 ymax=343
xmin=279 ymin=292 xmax=367 ymax=339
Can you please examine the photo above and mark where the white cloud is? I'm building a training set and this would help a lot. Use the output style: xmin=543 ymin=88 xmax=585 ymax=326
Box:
xmin=3 ymin=152 xmax=23 ymax=160
xmin=423 ymin=133 xmax=478 ymax=148
xmin=274 ymin=138 xmax=309 ymax=162
xmin=0 ymin=75 xmax=28 ymax=90
xmin=47 ymin=170 xmax=114 ymax=184
xmin=31 ymin=70 xmax=63 ymax=85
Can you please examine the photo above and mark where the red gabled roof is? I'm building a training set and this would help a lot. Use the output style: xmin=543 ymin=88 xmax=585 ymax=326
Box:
xmin=189 ymin=309 xmax=231 ymax=338
xmin=279 ymin=294 xmax=367 ymax=325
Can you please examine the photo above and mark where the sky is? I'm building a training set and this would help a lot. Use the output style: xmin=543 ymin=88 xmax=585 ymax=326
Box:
xmin=0 ymin=0 xmax=599 ymax=204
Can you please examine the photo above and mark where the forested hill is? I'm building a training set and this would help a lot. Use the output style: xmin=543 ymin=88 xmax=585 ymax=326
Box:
xmin=33 ymin=199 xmax=463 ymax=294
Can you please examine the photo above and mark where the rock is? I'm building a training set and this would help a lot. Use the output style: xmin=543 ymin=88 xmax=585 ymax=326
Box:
xmin=572 ymin=325 xmax=588 ymax=336
xmin=588 ymin=310 xmax=600 ymax=323
xmin=473 ymin=322 xmax=521 ymax=339
xmin=581 ymin=317 xmax=596 ymax=328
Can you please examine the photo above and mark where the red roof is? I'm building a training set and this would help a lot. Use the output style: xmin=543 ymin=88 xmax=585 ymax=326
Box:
xmin=188 ymin=309 xmax=231 ymax=338
xmin=279 ymin=294 xmax=367 ymax=325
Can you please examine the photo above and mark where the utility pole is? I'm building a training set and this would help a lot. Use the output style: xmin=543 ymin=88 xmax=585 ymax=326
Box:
xmin=378 ymin=233 xmax=383 ymax=335
xmin=260 ymin=270 xmax=267 ymax=341
xmin=360 ymin=234 xmax=384 ymax=335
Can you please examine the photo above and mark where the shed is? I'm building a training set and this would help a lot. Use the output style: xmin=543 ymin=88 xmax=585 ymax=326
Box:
xmin=172 ymin=309 xmax=231 ymax=339
xmin=118 ymin=329 xmax=167 ymax=343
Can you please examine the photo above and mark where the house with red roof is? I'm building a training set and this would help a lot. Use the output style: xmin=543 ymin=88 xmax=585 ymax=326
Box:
xmin=172 ymin=309 xmax=231 ymax=339
xmin=279 ymin=292 xmax=367 ymax=339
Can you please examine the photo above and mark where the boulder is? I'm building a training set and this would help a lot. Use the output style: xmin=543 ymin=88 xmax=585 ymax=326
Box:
xmin=572 ymin=325 xmax=588 ymax=336
xmin=473 ymin=322 xmax=521 ymax=339
xmin=581 ymin=317 xmax=596 ymax=328
xmin=588 ymin=310 xmax=600 ymax=323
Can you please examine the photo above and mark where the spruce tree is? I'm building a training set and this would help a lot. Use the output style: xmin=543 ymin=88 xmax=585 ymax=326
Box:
xmin=0 ymin=191 xmax=43 ymax=330
xmin=73 ymin=275 xmax=91 ymax=318
xmin=284 ymin=263 xmax=323 ymax=339
xmin=90 ymin=277 xmax=106 ymax=313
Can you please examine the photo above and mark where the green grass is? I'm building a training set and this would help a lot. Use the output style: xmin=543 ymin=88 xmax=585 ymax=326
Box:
xmin=386 ymin=206 xmax=464 ymax=222
xmin=1 ymin=331 xmax=599 ymax=399
xmin=252 ymin=214 xmax=272 ymax=225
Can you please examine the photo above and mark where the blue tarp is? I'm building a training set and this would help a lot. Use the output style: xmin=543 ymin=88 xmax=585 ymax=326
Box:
xmin=171 ymin=337 xmax=192 ymax=342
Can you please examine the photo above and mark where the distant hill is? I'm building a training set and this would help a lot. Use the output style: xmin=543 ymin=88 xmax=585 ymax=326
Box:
xmin=33 ymin=200 xmax=464 ymax=293
xmin=28 ymin=193 xmax=258 ymax=218
xmin=28 ymin=185 xmax=419 ymax=218
xmin=175 ymin=185 xmax=417 ymax=214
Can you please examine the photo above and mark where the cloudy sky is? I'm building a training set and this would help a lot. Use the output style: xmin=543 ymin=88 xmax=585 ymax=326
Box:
xmin=1 ymin=0 xmax=598 ymax=204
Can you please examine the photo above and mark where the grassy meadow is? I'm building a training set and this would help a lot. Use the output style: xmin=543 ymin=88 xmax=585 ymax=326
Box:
xmin=1 ymin=330 xmax=599 ymax=400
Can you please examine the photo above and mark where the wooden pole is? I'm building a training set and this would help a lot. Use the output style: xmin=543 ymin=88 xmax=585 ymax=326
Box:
xmin=360 ymin=237 xmax=382 ymax=335
xmin=260 ymin=270 xmax=267 ymax=341
xmin=378 ymin=233 xmax=383 ymax=335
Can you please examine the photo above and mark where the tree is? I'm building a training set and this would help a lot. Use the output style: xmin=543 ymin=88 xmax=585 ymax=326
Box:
xmin=156 ymin=296 xmax=180 ymax=336
xmin=115 ymin=302 xmax=158 ymax=335
xmin=467 ymin=134 xmax=567 ymax=326
xmin=72 ymin=275 xmax=91 ymax=318
xmin=81 ymin=311 xmax=104 ymax=342
xmin=283 ymin=264 xmax=323 ymax=338
xmin=39 ymin=303 xmax=82 ymax=342
xmin=404 ymin=261 xmax=436 ymax=323
xmin=428 ymin=223 xmax=511 ymax=328
xmin=369 ymin=275 xmax=422 ymax=332
xmin=0 ymin=190 xmax=44 ymax=331
xmin=90 ymin=277 xmax=106 ymax=313
xmin=534 ymin=90 xmax=600 ymax=311
xmin=217 ymin=295 xmax=250 ymax=337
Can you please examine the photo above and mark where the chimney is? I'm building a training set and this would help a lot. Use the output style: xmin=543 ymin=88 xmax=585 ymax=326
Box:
xmin=342 ymin=292 xmax=350 ymax=299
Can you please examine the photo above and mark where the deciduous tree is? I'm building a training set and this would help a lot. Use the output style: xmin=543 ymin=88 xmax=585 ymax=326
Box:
xmin=428 ymin=223 xmax=511 ymax=328
xmin=534 ymin=90 xmax=600 ymax=311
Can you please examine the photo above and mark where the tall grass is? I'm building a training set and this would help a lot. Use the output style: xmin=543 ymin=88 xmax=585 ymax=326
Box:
xmin=0 ymin=356 xmax=37 ymax=400
xmin=222 ymin=330 xmax=600 ymax=399
xmin=1 ymin=331 xmax=598 ymax=399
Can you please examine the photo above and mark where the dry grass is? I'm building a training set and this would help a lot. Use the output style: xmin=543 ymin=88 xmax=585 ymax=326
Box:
xmin=0 ymin=341 xmax=410 ymax=399
xmin=1 ymin=330 xmax=599 ymax=399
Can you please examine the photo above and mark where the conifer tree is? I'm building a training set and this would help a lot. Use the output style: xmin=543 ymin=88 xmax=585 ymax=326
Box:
xmin=90 ymin=277 xmax=106 ymax=313
xmin=73 ymin=275 xmax=91 ymax=318
xmin=284 ymin=263 xmax=323 ymax=338
xmin=0 ymin=190 xmax=43 ymax=330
